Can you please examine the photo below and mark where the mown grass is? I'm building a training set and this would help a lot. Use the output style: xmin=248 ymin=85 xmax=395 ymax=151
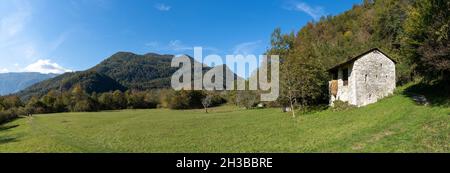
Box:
xmin=0 ymin=94 xmax=448 ymax=153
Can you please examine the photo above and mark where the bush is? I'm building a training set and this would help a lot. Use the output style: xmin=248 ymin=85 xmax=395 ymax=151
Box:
xmin=98 ymin=92 xmax=114 ymax=110
xmin=209 ymin=93 xmax=227 ymax=107
xmin=168 ymin=90 xmax=205 ymax=109
xmin=235 ymin=91 xmax=258 ymax=109
xmin=0 ymin=109 xmax=19 ymax=124
xmin=72 ymin=100 xmax=95 ymax=112
xmin=126 ymin=91 xmax=158 ymax=109
xmin=331 ymin=100 xmax=355 ymax=111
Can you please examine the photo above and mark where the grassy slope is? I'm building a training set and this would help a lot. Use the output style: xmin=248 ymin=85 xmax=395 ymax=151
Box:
xmin=0 ymin=94 xmax=448 ymax=153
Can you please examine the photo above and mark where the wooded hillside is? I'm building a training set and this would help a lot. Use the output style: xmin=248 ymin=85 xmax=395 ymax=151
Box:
xmin=269 ymin=0 xmax=449 ymax=109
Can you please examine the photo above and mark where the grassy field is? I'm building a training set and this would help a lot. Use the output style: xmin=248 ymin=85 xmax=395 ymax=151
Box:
xmin=0 ymin=93 xmax=449 ymax=153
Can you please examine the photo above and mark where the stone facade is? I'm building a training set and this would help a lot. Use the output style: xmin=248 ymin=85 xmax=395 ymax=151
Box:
xmin=329 ymin=49 xmax=396 ymax=107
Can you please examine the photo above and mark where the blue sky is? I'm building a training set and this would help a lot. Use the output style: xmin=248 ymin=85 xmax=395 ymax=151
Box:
xmin=0 ymin=0 xmax=361 ymax=76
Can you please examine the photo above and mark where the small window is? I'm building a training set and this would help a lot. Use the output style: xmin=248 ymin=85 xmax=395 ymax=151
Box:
xmin=364 ymin=74 xmax=368 ymax=82
xmin=342 ymin=68 xmax=349 ymax=86
xmin=332 ymin=72 xmax=338 ymax=80
xmin=380 ymin=63 xmax=383 ymax=67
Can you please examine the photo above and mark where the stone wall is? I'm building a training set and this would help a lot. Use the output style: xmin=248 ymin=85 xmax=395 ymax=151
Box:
xmin=329 ymin=63 xmax=356 ymax=105
xmin=352 ymin=50 xmax=396 ymax=106
xmin=330 ymin=50 xmax=396 ymax=107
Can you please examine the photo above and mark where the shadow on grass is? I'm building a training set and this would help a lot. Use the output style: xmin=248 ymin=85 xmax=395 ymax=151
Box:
xmin=0 ymin=124 xmax=19 ymax=131
xmin=403 ymin=80 xmax=450 ymax=107
xmin=0 ymin=136 xmax=18 ymax=144
xmin=0 ymin=124 xmax=20 ymax=144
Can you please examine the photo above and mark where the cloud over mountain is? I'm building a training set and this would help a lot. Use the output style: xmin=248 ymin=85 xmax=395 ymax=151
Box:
xmin=23 ymin=59 xmax=72 ymax=74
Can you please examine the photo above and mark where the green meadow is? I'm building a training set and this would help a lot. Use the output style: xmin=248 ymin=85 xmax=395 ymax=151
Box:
xmin=1 ymin=92 xmax=448 ymax=153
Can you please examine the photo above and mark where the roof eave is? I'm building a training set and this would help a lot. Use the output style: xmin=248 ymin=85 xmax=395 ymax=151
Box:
xmin=327 ymin=48 xmax=397 ymax=72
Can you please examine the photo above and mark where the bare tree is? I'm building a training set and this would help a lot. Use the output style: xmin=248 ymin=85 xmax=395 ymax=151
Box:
xmin=281 ymin=67 xmax=299 ymax=118
xmin=202 ymin=95 xmax=212 ymax=113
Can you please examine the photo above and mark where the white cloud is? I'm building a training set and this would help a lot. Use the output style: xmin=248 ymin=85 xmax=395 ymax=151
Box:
xmin=23 ymin=59 xmax=72 ymax=74
xmin=232 ymin=40 xmax=262 ymax=55
xmin=0 ymin=68 xmax=9 ymax=73
xmin=168 ymin=40 xmax=193 ymax=51
xmin=155 ymin=3 xmax=171 ymax=11
xmin=285 ymin=1 xmax=325 ymax=20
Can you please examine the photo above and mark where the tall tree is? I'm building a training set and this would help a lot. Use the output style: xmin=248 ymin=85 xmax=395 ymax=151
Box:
xmin=112 ymin=90 xmax=127 ymax=109
xmin=268 ymin=28 xmax=327 ymax=117
xmin=404 ymin=0 xmax=450 ymax=81
xmin=279 ymin=49 xmax=327 ymax=117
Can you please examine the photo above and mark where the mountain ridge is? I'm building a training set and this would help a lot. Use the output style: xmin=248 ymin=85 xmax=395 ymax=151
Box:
xmin=16 ymin=52 xmax=241 ymax=100
xmin=0 ymin=72 xmax=58 ymax=96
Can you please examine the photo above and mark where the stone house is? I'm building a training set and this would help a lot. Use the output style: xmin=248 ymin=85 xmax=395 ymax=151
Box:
xmin=328 ymin=48 xmax=396 ymax=107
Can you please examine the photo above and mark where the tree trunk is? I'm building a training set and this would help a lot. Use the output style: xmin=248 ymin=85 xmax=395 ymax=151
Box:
xmin=290 ymin=99 xmax=295 ymax=118
xmin=204 ymin=107 xmax=208 ymax=113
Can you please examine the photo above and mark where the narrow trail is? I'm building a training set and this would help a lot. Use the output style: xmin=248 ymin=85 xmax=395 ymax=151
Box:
xmin=410 ymin=94 xmax=430 ymax=106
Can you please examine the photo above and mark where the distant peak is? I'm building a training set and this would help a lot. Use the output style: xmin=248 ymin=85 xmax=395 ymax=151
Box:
xmin=112 ymin=51 xmax=137 ymax=56
xmin=144 ymin=52 xmax=162 ymax=56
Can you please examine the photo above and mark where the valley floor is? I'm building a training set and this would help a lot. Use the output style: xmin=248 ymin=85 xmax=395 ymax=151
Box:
xmin=0 ymin=95 xmax=449 ymax=153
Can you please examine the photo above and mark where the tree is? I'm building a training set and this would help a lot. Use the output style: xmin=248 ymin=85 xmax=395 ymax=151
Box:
xmin=41 ymin=90 xmax=58 ymax=112
xmin=235 ymin=91 xmax=258 ymax=109
xmin=268 ymin=28 xmax=327 ymax=117
xmin=279 ymin=55 xmax=301 ymax=118
xmin=201 ymin=94 xmax=212 ymax=113
xmin=0 ymin=99 xmax=4 ymax=112
xmin=98 ymin=92 xmax=114 ymax=110
xmin=25 ymin=96 xmax=46 ymax=115
xmin=144 ymin=91 xmax=159 ymax=108
xmin=112 ymin=90 xmax=127 ymax=109
xmin=268 ymin=28 xmax=295 ymax=56
xmin=69 ymin=85 xmax=88 ymax=112
xmin=72 ymin=100 xmax=94 ymax=112
xmin=1 ymin=96 xmax=23 ymax=110
xmin=168 ymin=90 xmax=205 ymax=109
xmin=53 ymin=94 xmax=68 ymax=112
xmin=71 ymin=84 xmax=85 ymax=101
xmin=404 ymin=0 xmax=450 ymax=81
xmin=126 ymin=91 xmax=152 ymax=109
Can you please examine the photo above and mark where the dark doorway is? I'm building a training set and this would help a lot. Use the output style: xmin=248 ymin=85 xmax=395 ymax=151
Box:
xmin=342 ymin=68 xmax=349 ymax=86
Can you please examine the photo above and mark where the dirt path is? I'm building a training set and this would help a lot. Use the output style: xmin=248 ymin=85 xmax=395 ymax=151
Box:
xmin=411 ymin=94 xmax=430 ymax=106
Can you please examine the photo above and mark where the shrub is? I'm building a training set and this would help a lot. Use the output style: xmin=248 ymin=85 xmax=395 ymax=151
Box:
xmin=72 ymin=100 xmax=95 ymax=112
xmin=126 ymin=91 xmax=158 ymax=109
xmin=168 ymin=90 xmax=205 ymax=109
xmin=98 ymin=92 xmax=114 ymax=110
xmin=235 ymin=91 xmax=258 ymax=109
xmin=209 ymin=93 xmax=227 ymax=107
xmin=0 ymin=109 xmax=19 ymax=124
xmin=332 ymin=100 xmax=355 ymax=111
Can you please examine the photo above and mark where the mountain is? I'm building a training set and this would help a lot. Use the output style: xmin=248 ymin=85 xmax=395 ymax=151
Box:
xmin=0 ymin=72 xmax=58 ymax=96
xmin=203 ymin=64 xmax=242 ymax=89
xmin=15 ymin=71 xmax=127 ymax=100
xmin=16 ymin=52 xmax=242 ymax=100
xmin=88 ymin=52 xmax=177 ymax=90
